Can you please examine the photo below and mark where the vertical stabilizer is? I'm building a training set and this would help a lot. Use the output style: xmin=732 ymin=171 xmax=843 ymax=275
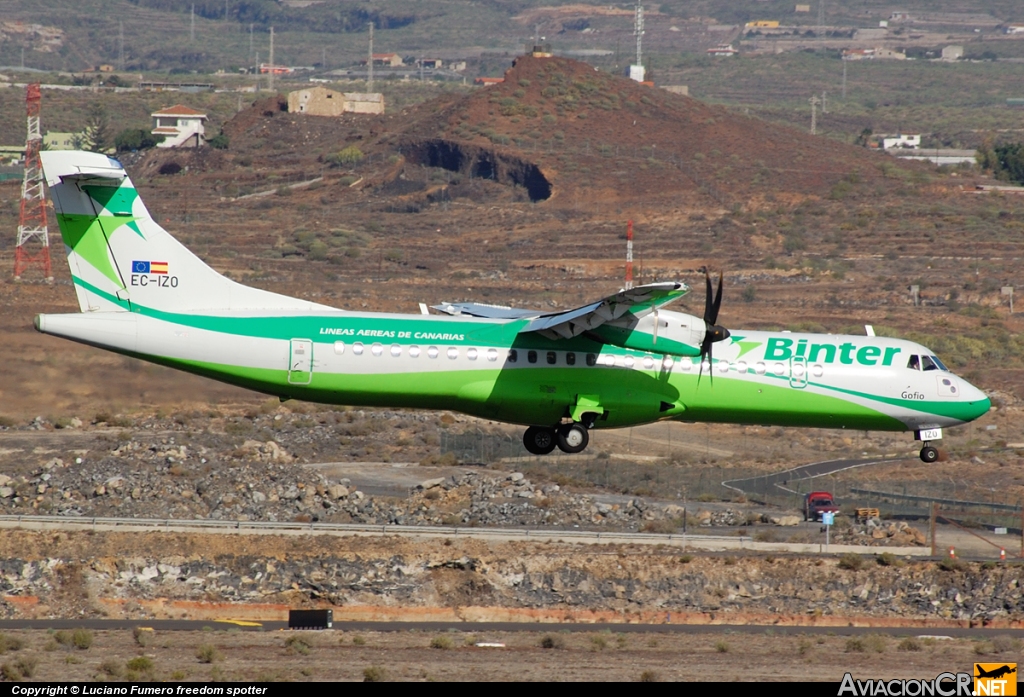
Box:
xmin=40 ymin=151 xmax=334 ymax=314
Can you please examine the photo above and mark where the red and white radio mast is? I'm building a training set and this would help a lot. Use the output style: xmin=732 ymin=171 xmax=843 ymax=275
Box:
xmin=14 ymin=83 xmax=52 ymax=282
xmin=624 ymin=219 xmax=634 ymax=290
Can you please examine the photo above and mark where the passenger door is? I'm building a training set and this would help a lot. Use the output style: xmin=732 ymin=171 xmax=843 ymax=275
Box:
xmin=288 ymin=339 xmax=313 ymax=385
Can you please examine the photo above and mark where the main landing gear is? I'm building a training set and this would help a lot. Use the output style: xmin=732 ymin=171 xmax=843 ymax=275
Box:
xmin=523 ymin=423 xmax=590 ymax=455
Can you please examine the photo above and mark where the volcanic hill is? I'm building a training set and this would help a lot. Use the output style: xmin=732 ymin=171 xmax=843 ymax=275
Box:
xmin=374 ymin=55 xmax=893 ymax=209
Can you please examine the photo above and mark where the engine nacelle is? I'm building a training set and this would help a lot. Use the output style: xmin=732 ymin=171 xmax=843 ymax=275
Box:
xmin=591 ymin=309 xmax=704 ymax=357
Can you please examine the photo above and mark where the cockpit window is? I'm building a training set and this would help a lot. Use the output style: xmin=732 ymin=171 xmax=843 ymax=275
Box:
xmin=907 ymin=355 xmax=920 ymax=370
xmin=929 ymin=355 xmax=948 ymax=371
xmin=921 ymin=355 xmax=939 ymax=372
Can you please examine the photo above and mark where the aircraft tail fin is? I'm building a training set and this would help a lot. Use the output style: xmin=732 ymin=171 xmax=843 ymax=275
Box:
xmin=41 ymin=150 xmax=331 ymax=314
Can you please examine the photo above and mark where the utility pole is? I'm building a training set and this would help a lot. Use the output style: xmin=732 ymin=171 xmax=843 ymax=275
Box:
xmin=367 ymin=22 xmax=374 ymax=90
xmin=818 ymin=0 xmax=825 ymax=40
xmin=118 ymin=21 xmax=125 ymax=70
xmin=190 ymin=4 xmax=195 ymax=42
xmin=322 ymin=46 xmax=326 ymax=70
xmin=224 ymin=0 xmax=229 ymax=20
xmin=419 ymin=56 xmax=424 ymax=82
xmin=248 ymin=23 xmax=253 ymax=60
xmin=809 ymin=95 xmax=820 ymax=135
xmin=254 ymin=51 xmax=259 ymax=91
xmin=268 ymin=26 xmax=274 ymax=92
xmin=842 ymin=57 xmax=847 ymax=99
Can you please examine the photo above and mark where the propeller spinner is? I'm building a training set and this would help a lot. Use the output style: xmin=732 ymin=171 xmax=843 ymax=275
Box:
xmin=698 ymin=267 xmax=731 ymax=385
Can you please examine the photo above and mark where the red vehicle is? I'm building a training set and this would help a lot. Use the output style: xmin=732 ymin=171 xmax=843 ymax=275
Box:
xmin=804 ymin=491 xmax=839 ymax=521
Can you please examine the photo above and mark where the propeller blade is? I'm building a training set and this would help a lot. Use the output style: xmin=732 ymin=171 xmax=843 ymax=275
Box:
xmin=652 ymin=309 xmax=659 ymax=345
xmin=710 ymin=271 xmax=724 ymax=326
xmin=703 ymin=267 xmax=713 ymax=324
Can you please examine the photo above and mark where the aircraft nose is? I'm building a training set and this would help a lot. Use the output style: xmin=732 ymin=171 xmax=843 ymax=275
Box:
xmin=961 ymin=382 xmax=991 ymax=421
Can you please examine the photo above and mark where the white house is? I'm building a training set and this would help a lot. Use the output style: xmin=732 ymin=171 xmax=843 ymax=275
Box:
xmin=881 ymin=134 xmax=921 ymax=150
xmin=151 ymin=104 xmax=207 ymax=148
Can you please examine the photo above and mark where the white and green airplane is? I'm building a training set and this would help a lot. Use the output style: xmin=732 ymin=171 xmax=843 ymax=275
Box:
xmin=35 ymin=151 xmax=990 ymax=462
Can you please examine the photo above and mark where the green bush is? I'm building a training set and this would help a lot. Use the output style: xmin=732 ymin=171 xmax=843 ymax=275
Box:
xmin=14 ymin=654 xmax=37 ymax=678
xmin=846 ymin=638 xmax=865 ymax=653
xmin=208 ymin=133 xmax=229 ymax=150
xmin=715 ymin=640 xmax=730 ymax=653
xmin=838 ymin=553 xmax=864 ymax=571
xmin=363 ymin=665 xmax=387 ymax=682
xmin=327 ymin=146 xmax=364 ymax=167
xmin=114 ymin=128 xmax=162 ymax=152
xmin=196 ymin=644 xmax=222 ymax=663
xmin=539 ymin=635 xmax=564 ymax=649
xmin=127 ymin=656 xmax=154 ymax=672
xmin=0 ymin=634 xmax=24 ymax=654
xmin=99 ymin=658 xmax=124 ymax=677
xmin=430 ymin=635 xmax=454 ymax=650
xmin=898 ymin=637 xmax=921 ymax=652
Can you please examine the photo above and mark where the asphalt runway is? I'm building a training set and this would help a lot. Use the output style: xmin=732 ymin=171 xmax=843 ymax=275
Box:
xmin=0 ymin=619 xmax=1020 ymax=638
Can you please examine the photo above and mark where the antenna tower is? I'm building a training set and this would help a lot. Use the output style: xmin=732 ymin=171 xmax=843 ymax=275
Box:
xmin=268 ymin=26 xmax=275 ymax=92
xmin=14 ymin=83 xmax=52 ymax=282
xmin=367 ymin=22 xmax=374 ymax=90
xmin=634 ymin=3 xmax=644 ymax=67
xmin=625 ymin=220 xmax=634 ymax=290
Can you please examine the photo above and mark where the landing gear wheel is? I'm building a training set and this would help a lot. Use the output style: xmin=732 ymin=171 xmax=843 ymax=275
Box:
xmin=523 ymin=426 xmax=557 ymax=455
xmin=556 ymin=423 xmax=590 ymax=454
xmin=920 ymin=445 xmax=939 ymax=463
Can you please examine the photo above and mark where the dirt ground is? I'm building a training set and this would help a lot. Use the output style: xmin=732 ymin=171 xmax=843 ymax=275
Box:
xmin=0 ymin=627 xmax=1014 ymax=682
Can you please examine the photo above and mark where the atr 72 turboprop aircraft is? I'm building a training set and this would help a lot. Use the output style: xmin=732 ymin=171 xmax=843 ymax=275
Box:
xmin=35 ymin=152 xmax=990 ymax=462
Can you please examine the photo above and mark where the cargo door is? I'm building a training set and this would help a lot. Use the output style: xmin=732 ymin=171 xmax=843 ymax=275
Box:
xmin=288 ymin=338 xmax=313 ymax=385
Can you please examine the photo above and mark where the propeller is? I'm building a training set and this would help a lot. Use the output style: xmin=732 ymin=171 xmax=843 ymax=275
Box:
xmin=697 ymin=267 xmax=731 ymax=386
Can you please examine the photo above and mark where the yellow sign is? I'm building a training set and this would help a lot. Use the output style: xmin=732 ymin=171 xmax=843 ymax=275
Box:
xmin=974 ymin=663 xmax=1017 ymax=696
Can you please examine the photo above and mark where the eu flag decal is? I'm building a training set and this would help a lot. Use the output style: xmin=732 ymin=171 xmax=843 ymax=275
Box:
xmin=132 ymin=261 xmax=168 ymax=274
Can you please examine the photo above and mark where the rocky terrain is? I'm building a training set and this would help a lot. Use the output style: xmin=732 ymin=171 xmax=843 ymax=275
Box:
xmin=0 ymin=531 xmax=1015 ymax=626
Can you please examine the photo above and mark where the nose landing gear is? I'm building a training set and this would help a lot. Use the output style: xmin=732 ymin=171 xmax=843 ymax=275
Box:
xmin=523 ymin=423 xmax=591 ymax=455
xmin=920 ymin=444 xmax=939 ymax=463
xmin=915 ymin=428 xmax=943 ymax=463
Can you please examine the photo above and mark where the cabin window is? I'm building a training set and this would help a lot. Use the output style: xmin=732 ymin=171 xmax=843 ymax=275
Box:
xmin=508 ymin=349 xmax=518 ymax=363
xmin=467 ymin=348 xmax=478 ymax=360
xmin=371 ymin=343 xmax=384 ymax=356
xmin=566 ymin=352 xmax=576 ymax=365
xmin=427 ymin=346 xmax=439 ymax=359
xmin=586 ymin=353 xmax=597 ymax=366
xmin=717 ymin=361 xmax=730 ymax=373
xmin=773 ymin=362 xmax=785 ymax=375
xmin=333 ymin=341 xmax=345 ymax=355
xmin=409 ymin=346 xmax=421 ymax=358
xmin=642 ymin=356 xmax=654 ymax=369
xmin=352 ymin=342 xmax=365 ymax=355
xmin=528 ymin=350 xmax=538 ymax=364
xmin=811 ymin=364 xmax=824 ymax=377
xmin=662 ymin=356 xmax=674 ymax=370
xmin=487 ymin=348 xmax=498 ymax=361
xmin=736 ymin=361 xmax=747 ymax=373
xmin=600 ymin=354 xmax=615 ymax=367
xmin=447 ymin=347 xmax=459 ymax=359
xmin=623 ymin=356 xmax=635 ymax=368
xmin=907 ymin=355 xmax=920 ymax=370
xmin=680 ymin=357 xmax=692 ymax=371
xmin=390 ymin=344 xmax=401 ymax=357
xmin=754 ymin=362 xmax=766 ymax=375
xmin=546 ymin=351 xmax=557 ymax=365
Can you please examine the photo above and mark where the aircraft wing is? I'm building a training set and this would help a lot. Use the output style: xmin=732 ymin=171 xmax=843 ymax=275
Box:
xmin=435 ymin=282 xmax=689 ymax=340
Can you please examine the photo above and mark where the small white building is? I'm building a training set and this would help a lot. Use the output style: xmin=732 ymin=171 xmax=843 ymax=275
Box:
xmin=151 ymin=104 xmax=207 ymax=148
xmin=941 ymin=45 xmax=963 ymax=61
xmin=881 ymin=134 xmax=921 ymax=150
xmin=706 ymin=44 xmax=739 ymax=57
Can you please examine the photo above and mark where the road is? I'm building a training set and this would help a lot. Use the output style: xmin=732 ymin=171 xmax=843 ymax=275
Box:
xmin=0 ymin=618 xmax=1019 ymax=638
xmin=723 ymin=457 xmax=904 ymax=498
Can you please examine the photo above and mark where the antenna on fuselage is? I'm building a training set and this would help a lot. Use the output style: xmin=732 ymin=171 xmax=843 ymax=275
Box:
xmin=624 ymin=220 xmax=634 ymax=290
